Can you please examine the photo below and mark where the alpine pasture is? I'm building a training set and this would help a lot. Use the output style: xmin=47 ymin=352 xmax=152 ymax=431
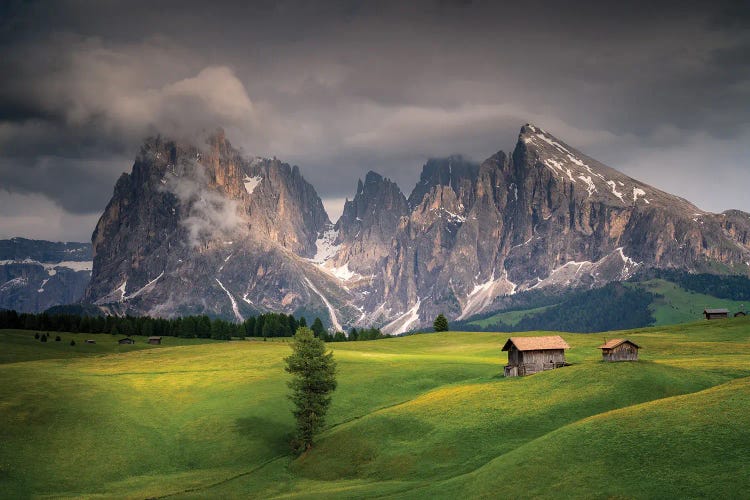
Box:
xmin=2 ymin=319 xmax=750 ymax=498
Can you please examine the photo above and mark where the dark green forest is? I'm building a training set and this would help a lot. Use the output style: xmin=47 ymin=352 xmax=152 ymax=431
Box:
xmin=0 ymin=309 xmax=387 ymax=342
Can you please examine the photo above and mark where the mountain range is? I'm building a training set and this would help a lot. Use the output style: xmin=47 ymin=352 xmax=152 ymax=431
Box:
xmin=6 ymin=124 xmax=750 ymax=332
xmin=0 ymin=238 xmax=92 ymax=313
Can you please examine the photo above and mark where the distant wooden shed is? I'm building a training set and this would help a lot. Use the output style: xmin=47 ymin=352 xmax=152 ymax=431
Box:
xmin=502 ymin=335 xmax=570 ymax=377
xmin=147 ymin=336 xmax=162 ymax=345
xmin=598 ymin=338 xmax=640 ymax=362
xmin=118 ymin=338 xmax=135 ymax=345
xmin=735 ymin=311 xmax=747 ymax=318
xmin=85 ymin=339 xmax=96 ymax=344
xmin=704 ymin=308 xmax=729 ymax=320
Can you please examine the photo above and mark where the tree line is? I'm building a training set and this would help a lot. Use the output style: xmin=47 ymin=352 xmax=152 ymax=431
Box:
xmin=0 ymin=309 xmax=390 ymax=342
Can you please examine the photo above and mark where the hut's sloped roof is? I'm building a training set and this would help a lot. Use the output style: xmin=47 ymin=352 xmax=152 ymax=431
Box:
xmin=598 ymin=338 xmax=640 ymax=349
xmin=704 ymin=308 xmax=729 ymax=314
xmin=502 ymin=335 xmax=570 ymax=352
xmin=148 ymin=336 xmax=162 ymax=340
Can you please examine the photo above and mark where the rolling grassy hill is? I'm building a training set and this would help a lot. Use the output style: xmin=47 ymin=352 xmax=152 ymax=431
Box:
xmin=637 ymin=278 xmax=747 ymax=326
xmin=1 ymin=318 xmax=750 ymax=498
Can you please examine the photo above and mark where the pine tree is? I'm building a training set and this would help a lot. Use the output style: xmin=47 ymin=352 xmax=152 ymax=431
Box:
xmin=284 ymin=327 xmax=337 ymax=453
xmin=311 ymin=317 xmax=325 ymax=338
xmin=433 ymin=314 xmax=449 ymax=332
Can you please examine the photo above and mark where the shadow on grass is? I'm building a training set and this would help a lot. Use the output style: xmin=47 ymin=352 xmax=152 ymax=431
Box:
xmin=235 ymin=416 xmax=294 ymax=452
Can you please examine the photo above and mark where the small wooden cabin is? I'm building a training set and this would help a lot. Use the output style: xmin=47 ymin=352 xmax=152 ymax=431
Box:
xmin=598 ymin=338 xmax=640 ymax=362
xmin=704 ymin=308 xmax=729 ymax=320
xmin=148 ymin=336 xmax=162 ymax=345
xmin=735 ymin=311 xmax=747 ymax=318
xmin=502 ymin=335 xmax=570 ymax=377
xmin=85 ymin=339 xmax=96 ymax=344
xmin=118 ymin=338 xmax=135 ymax=345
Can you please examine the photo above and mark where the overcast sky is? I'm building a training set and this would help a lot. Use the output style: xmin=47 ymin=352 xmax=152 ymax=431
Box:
xmin=1 ymin=0 xmax=748 ymax=242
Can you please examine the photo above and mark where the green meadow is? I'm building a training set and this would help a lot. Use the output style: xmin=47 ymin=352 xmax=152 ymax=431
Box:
xmin=2 ymin=318 xmax=750 ymax=499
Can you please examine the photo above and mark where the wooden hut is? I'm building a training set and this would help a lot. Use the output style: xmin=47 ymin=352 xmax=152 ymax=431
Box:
xmin=147 ymin=336 xmax=162 ymax=345
xmin=704 ymin=308 xmax=729 ymax=320
xmin=735 ymin=311 xmax=747 ymax=318
xmin=118 ymin=338 xmax=135 ymax=345
xmin=85 ymin=339 xmax=96 ymax=344
xmin=502 ymin=335 xmax=570 ymax=377
xmin=598 ymin=338 xmax=640 ymax=362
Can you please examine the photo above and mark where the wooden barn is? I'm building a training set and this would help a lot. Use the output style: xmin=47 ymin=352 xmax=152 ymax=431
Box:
xmin=118 ymin=338 xmax=135 ymax=345
xmin=85 ymin=339 xmax=96 ymax=344
xmin=147 ymin=336 xmax=162 ymax=345
xmin=704 ymin=308 xmax=729 ymax=320
xmin=502 ymin=335 xmax=570 ymax=377
xmin=598 ymin=338 xmax=640 ymax=362
xmin=735 ymin=311 xmax=747 ymax=318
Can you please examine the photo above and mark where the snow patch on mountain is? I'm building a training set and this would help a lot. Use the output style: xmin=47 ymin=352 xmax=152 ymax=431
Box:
xmin=215 ymin=278 xmax=243 ymax=322
xmin=606 ymin=180 xmax=625 ymax=203
xmin=310 ymin=227 xmax=340 ymax=264
xmin=382 ymin=299 xmax=422 ymax=335
xmin=0 ymin=259 xmax=93 ymax=273
xmin=578 ymin=175 xmax=597 ymax=196
xmin=303 ymin=277 xmax=343 ymax=332
xmin=126 ymin=272 xmax=164 ymax=300
xmin=95 ymin=280 xmax=129 ymax=304
xmin=458 ymin=273 xmax=517 ymax=320
xmin=243 ymin=175 xmax=263 ymax=194
xmin=0 ymin=277 xmax=28 ymax=293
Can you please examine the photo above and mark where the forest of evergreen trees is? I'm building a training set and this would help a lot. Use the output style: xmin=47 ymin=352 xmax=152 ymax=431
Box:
xmin=0 ymin=309 xmax=388 ymax=342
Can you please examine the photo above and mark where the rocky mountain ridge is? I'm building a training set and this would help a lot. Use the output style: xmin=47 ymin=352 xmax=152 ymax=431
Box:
xmin=84 ymin=125 xmax=750 ymax=332
xmin=0 ymin=238 xmax=92 ymax=313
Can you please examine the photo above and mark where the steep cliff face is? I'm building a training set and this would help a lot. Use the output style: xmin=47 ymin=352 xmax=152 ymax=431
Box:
xmin=324 ymin=125 xmax=750 ymax=332
xmin=330 ymin=171 xmax=409 ymax=274
xmin=84 ymin=131 xmax=358 ymax=326
xmin=86 ymin=125 xmax=750 ymax=333
xmin=0 ymin=238 xmax=92 ymax=313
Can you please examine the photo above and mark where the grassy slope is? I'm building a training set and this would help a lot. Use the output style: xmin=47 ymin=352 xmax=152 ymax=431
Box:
xmin=636 ymin=279 xmax=747 ymax=326
xmin=1 ymin=319 xmax=750 ymax=498
xmin=0 ymin=329 xmax=218 ymax=364
xmin=468 ymin=305 xmax=555 ymax=328
xmin=428 ymin=376 xmax=750 ymax=499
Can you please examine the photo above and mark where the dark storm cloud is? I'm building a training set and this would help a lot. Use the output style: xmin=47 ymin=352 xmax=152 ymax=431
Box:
xmin=1 ymin=0 xmax=749 ymax=241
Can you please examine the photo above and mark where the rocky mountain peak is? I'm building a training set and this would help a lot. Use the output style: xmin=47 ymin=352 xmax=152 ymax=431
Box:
xmin=407 ymin=155 xmax=480 ymax=208
xmin=329 ymin=170 xmax=409 ymax=273
xmin=83 ymin=123 xmax=750 ymax=334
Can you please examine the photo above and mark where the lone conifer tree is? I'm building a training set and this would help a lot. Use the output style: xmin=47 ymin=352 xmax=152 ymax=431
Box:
xmin=433 ymin=314 xmax=449 ymax=332
xmin=285 ymin=327 xmax=337 ymax=452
